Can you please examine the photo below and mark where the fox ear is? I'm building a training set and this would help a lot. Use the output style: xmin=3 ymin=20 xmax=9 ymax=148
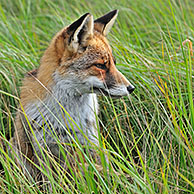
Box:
xmin=94 ymin=10 xmax=118 ymax=36
xmin=67 ymin=13 xmax=93 ymax=52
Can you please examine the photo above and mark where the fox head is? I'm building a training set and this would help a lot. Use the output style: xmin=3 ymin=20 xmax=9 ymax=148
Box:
xmin=39 ymin=10 xmax=135 ymax=97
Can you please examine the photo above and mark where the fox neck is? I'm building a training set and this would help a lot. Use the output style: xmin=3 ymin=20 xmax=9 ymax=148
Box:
xmin=25 ymin=74 xmax=99 ymax=146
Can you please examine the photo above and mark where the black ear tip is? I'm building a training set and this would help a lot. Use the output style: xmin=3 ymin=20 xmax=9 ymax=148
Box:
xmin=108 ymin=9 xmax=119 ymax=17
xmin=83 ymin=12 xmax=91 ymax=17
xmin=112 ymin=9 xmax=119 ymax=14
xmin=68 ymin=13 xmax=91 ymax=33
xmin=94 ymin=9 xmax=119 ymax=24
xmin=79 ymin=13 xmax=91 ymax=21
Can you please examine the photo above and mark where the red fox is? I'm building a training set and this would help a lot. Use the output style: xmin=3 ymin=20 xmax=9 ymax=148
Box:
xmin=11 ymin=10 xmax=134 ymax=179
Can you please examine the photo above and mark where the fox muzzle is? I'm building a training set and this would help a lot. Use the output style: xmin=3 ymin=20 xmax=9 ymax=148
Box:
xmin=127 ymin=85 xmax=135 ymax=94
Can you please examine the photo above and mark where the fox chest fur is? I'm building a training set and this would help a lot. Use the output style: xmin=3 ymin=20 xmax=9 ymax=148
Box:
xmin=24 ymin=79 xmax=99 ymax=147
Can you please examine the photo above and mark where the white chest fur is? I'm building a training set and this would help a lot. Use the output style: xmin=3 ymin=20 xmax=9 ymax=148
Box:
xmin=25 ymin=74 xmax=99 ymax=147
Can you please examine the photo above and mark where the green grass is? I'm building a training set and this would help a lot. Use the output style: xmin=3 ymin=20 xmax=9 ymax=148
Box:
xmin=0 ymin=0 xmax=194 ymax=193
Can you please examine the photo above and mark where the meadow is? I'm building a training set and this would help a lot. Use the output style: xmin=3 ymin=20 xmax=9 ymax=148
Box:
xmin=0 ymin=0 xmax=194 ymax=193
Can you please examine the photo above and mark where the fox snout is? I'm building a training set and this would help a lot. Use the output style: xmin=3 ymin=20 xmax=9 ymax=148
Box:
xmin=105 ymin=72 xmax=135 ymax=97
xmin=118 ymin=70 xmax=135 ymax=95
xmin=87 ymin=67 xmax=135 ymax=98
xmin=116 ymin=70 xmax=135 ymax=94
xmin=102 ymin=66 xmax=135 ymax=97
xmin=127 ymin=85 xmax=135 ymax=94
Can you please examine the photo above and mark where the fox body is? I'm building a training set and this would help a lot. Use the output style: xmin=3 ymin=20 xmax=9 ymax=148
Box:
xmin=12 ymin=10 xmax=134 ymax=177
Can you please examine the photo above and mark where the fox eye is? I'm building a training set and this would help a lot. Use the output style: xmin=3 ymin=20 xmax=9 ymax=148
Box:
xmin=94 ymin=63 xmax=107 ymax=70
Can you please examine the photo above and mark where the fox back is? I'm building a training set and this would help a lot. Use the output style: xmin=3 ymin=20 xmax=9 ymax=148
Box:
xmin=12 ymin=10 xmax=134 ymax=178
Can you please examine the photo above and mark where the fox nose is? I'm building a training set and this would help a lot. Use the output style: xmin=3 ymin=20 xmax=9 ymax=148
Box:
xmin=127 ymin=85 xmax=135 ymax=94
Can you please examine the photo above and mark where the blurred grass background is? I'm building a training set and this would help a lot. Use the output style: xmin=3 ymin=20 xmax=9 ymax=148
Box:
xmin=0 ymin=0 xmax=194 ymax=193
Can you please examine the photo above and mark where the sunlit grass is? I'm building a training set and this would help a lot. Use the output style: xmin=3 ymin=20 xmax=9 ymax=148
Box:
xmin=0 ymin=0 xmax=194 ymax=193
